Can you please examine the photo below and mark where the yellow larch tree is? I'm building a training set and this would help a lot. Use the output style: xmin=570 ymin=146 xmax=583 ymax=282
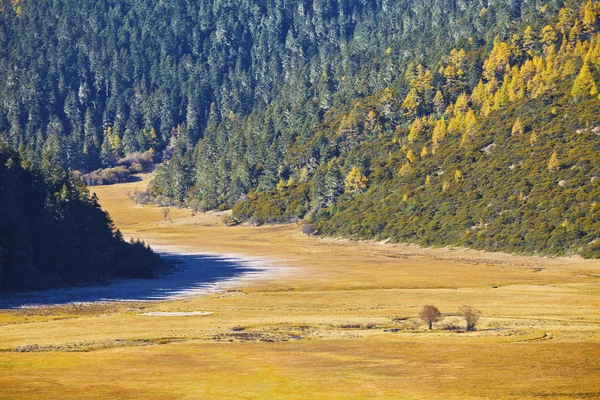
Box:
xmin=431 ymin=117 xmax=447 ymax=151
xmin=483 ymin=38 xmax=511 ymax=82
xmin=344 ymin=166 xmax=368 ymax=193
xmin=547 ymin=151 xmax=561 ymax=171
xmin=571 ymin=62 xmax=598 ymax=100
xmin=402 ymin=90 xmax=420 ymax=118
xmin=407 ymin=117 xmax=423 ymax=142
xmin=511 ymin=118 xmax=524 ymax=136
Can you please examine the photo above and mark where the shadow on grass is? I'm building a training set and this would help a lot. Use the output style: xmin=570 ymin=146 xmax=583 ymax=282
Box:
xmin=0 ymin=253 xmax=261 ymax=309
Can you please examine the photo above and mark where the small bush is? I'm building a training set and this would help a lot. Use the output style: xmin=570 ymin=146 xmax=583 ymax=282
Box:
xmin=302 ymin=224 xmax=317 ymax=236
xmin=222 ymin=215 xmax=236 ymax=226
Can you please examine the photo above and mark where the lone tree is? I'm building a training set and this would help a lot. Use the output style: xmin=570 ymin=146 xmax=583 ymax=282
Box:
xmin=161 ymin=207 xmax=171 ymax=221
xmin=419 ymin=305 xmax=443 ymax=330
xmin=459 ymin=305 xmax=482 ymax=331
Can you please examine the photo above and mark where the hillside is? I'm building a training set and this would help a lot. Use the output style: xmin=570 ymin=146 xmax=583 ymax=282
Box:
xmin=0 ymin=144 xmax=160 ymax=292
xmin=1 ymin=0 xmax=600 ymax=257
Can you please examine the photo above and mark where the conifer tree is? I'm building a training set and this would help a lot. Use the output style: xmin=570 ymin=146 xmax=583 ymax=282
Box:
xmin=571 ymin=63 xmax=598 ymax=100
xmin=512 ymin=118 xmax=525 ymax=136
xmin=344 ymin=166 xmax=368 ymax=193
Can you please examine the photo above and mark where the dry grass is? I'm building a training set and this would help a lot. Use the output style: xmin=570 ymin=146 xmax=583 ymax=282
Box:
xmin=1 ymin=173 xmax=599 ymax=399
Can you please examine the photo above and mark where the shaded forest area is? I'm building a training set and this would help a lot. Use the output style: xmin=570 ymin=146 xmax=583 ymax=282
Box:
xmin=0 ymin=145 xmax=161 ymax=292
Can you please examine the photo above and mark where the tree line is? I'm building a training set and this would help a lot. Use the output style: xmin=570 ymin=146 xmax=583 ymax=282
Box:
xmin=0 ymin=143 xmax=160 ymax=292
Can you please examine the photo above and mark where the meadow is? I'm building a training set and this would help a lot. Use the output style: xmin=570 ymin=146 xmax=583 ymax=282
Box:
xmin=1 ymin=174 xmax=599 ymax=399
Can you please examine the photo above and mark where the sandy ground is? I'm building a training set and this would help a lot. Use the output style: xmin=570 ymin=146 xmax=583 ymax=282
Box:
xmin=0 ymin=173 xmax=599 ymax=399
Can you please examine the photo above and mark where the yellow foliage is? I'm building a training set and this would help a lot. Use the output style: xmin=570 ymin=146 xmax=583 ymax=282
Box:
xmin=540 ymin=25 xmax=558 ymax=54
xmin=511 ymin=118 xmax=524 ymax=136
xmin=547 ymin=151 xmax=560 ymax=171
xmin=344 ymin=166 xmax=368 ymax=193
xmin=454 ymin=92 xmax=470 ymax=115
xmin=460 ymin=109 xmax=477 ymax=145
xmin=433 ymin=90 xmax=445 ymax=114
xmin=572 ymin=62 xmax=598 ymax=100
xmin=454 ymin=170 xmax=463 ymax=182
xmin=432 ymin=118 xmax=447 ymax=149
xmin=581 ymin=0 xmax=597 ymax=33
xmin=523 ymin=26 xmax=537 ymax=54
xmin=407 ymin=64 xmax=434 ymax=94
xmin=402 ymin=90 xmax=419 ymax=118
xmin=407 ymin=118 xmax=423 ymax=142
xmin=398 ymin=161 xmax=412 ymax=177
xmin=406 ymin=149 xmax=417 ymax=164
xmin=530 ymin=131 xmax=538 ymax=146
xmin=483 ymin=38 xmax=511 ymax=81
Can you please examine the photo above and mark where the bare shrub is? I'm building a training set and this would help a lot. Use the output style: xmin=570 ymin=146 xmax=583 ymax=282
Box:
xmin=419 ymin=305 xmax=442 ymax=330
xmin=161 ymin=207 xmax=171 ymax=221
xmin=302 ymin=223 xmax=317 ymax=236
xmin=441 ymin=319 xmax=462 ymax=331
xmin=222 ymin=215 xmax=236 ymax=226
xmin=134 ymin=190 xmax=150 ymax=205
xmin=459 ymin=305 xmax=482 ymax=331
xmin=117 ymin=150 xmax=154 ymax=170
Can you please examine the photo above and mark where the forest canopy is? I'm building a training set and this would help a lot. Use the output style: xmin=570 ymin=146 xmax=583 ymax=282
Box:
xmin=1 ymin=0 xmax=600 ymax=258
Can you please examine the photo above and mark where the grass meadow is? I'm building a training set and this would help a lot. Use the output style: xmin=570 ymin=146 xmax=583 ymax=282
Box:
xmin=1 ymin=174 xmax=599 ymax=399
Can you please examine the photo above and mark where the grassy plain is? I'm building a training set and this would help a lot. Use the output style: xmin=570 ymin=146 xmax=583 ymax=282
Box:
xmin=1 ymin=173 xmax=600 ymax=399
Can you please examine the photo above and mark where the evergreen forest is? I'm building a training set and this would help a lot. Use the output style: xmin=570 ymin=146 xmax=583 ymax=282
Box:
xmin=1 ymin=0 xmax=600 ymax=258
xmin=0 ymin=144 xmax=161 ymax=292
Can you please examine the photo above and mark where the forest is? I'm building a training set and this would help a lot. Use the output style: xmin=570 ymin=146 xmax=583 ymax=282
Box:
xmin=1 ymin=0 xmax=599 ymax=258
xmin=0 ymin=144 xmax=161 ymax=292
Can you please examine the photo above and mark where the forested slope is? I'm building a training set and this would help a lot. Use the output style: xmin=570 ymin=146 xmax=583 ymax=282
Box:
xmin=230 ymin=1 xmax=600 ymax=257
xmin=0 ymin=145 xmax=160 ymax=292
xmin=2 ymin=0 xmax=600 ymax=258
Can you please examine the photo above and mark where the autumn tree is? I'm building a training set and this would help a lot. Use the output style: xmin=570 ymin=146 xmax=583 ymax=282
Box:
xmin=161 ymin=207 xmax=171 ymax=221
xmin=547 ymin=151 xmax=561 ymax=171
xmin=571 ymin=63 xmax=598 ymax=100
xmin=511 ymin=118 xmax=525 ymax=136
xmin=459 ymin=306 xmax=482 ymax=331
xmin=419 ymin=305 xmax=443 ymax=330
xmin=344 ymin=166 xmax=368 ymax=193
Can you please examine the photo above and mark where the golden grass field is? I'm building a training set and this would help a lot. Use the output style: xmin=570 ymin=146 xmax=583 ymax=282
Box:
xmin=1 ymin=173 xmax=600 ymax=399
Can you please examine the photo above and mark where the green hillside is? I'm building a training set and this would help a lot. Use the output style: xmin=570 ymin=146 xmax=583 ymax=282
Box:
xmin=2 ymin=0 xmax=599 ymax=257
